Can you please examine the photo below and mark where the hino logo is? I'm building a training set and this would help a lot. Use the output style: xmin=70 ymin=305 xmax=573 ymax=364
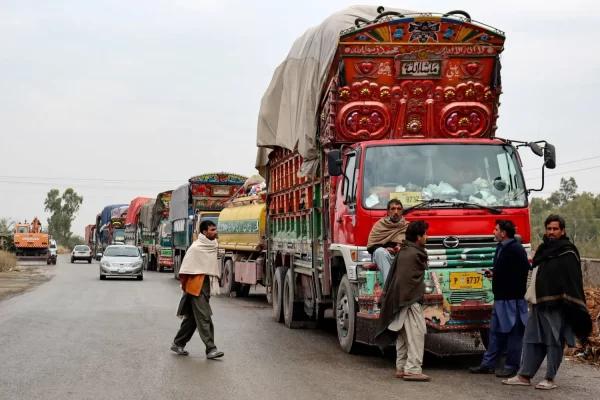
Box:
xmin=442 ymin=236 xmax=460 ymax=249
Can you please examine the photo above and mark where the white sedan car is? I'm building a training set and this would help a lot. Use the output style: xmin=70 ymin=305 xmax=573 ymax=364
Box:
xmin=99 ymin=245 xmax=144 ymax=280
xmin=71 ymin=245 xmax=92 ymax=263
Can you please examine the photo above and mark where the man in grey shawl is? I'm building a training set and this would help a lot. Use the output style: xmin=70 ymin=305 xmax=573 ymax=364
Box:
xmin=503 ymin=215 xmax=591 ymax=390
xmin=367 ymin=199 xmax=409 ymax=283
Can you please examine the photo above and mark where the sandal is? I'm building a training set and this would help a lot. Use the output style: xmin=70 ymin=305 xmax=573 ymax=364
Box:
xmin=403 ymin=373 xmax=431 ymax=381
xmin=535 ymin=380 xmax=557 ymax=390
xmin=502 ymin=376 xmax=531 ymax=386
xmin=395 ymin=370 xmax=405 ymax=378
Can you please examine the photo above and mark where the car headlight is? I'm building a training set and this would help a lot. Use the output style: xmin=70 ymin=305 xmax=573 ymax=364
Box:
xmin=350 ymin=250 xmax=372 ymax=263
xmin=132 ymin=261 xmax=143 ymax=268
xmin=100 ymin=261 xmax=110 ymax=268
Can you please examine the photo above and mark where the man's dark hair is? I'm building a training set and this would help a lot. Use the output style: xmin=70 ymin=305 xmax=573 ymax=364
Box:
xmin=544 ymin=214 xmax=566 ymax=229
xmin=199 ymin=220 xmax=216 ymax=234
xmin=495 ymin=219 xmax=516 ymax=239
xmin=406 ymin=220 xmax=429 ymax=242
xmin=387 ymin=198 xmax=403 ymax=210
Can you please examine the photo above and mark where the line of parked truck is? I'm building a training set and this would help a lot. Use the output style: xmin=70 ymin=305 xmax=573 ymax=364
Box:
xmin=84 ymin=7 xmax=558 ymax=354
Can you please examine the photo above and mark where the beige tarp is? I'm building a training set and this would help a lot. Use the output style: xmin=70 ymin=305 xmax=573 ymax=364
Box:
xmin=255 ymin=5 xmax=416 ymax=177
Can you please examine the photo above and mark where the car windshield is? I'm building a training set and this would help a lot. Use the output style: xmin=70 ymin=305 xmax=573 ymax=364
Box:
xmin=362 ymin=144 xmax=526 ymax=210
xmin=74 ymin=245 xmax=89 ymax=251
xmin=50 ymin=243 xmax=57 ymax=249
xmin=104 ymin=247 xmax=139 ymax=257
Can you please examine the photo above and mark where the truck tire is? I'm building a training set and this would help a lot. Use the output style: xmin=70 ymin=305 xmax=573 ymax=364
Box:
xmin=173 ymin=255 xmax=180 ymax=280
xmin=222 ymin=259 xmax=240 ymax=296
xmin=283 ymin=268 xmax=307 ymax=328
xmin=272 ymin=266 xmax=288 ymax=323
xmin=336 ymin=275 xmax=358 ymax=354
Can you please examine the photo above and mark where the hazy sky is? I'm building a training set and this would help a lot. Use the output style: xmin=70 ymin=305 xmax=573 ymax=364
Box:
xmin=1 ymin=0 xmax=598 ymax=236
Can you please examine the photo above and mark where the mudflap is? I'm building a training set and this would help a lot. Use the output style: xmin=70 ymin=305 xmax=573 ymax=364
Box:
xmin=355 ymin=315 xmax=379 ymax=346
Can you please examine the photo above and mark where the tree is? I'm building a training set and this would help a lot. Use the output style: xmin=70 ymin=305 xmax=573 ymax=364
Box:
xmin=548 ymin=177 xmax=578 ymax=207
xmin=44 ymin=189 xmax=83 ymax=246
xmin=0 ymin=217 xmax=15 ymax=234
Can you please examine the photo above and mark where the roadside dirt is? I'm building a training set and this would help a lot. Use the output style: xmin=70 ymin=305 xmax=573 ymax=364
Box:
xmin=0 ymin=262 xmax=54 ymax=303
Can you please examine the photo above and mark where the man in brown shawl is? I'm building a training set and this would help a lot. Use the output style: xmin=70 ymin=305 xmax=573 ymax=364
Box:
xmin=375 ymin=220 xmax=430 ymax=382
xmin=367 ymin=199 xmax=409 ymax=283
xmin=503 ymin=214 xmax=591 ymax=390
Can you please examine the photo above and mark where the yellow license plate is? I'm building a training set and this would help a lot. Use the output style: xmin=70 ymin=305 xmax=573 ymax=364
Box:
xmin=449 ymin=272 xmax=483 ymax=290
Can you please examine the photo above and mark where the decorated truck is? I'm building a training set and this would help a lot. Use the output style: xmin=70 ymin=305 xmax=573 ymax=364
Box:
xmin=169 ymin=173 xmax=247 ymax=279
xmin=254 ymin=6 xmax=556 ymax=353
xmin=84 ymin=224 xmax=95 ymax=250
xmin=217 ymin=175 xmax=267 ymax=297
xmin=139 ymin=190 xmax=173 ymax=272
xmin=124 ymin=197 xmax=153 ymax=249
xmin=96 ymin=204 xmax=128 ymax=259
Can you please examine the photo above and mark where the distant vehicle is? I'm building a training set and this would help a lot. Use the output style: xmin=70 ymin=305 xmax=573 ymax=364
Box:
xmin=71 ymin=245 xmax=92 ymax=264
xmin=99 ymin=245 xmax=143 ymax=281
xmin=47 ymin=239 xmax=57 ymax=265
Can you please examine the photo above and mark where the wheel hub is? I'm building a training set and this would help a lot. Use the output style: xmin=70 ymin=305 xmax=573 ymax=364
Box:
xmin=337 ymin=293 xmax=349 ymax=337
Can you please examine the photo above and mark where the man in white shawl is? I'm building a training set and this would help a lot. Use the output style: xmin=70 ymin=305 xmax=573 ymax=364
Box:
xmin=170 ymin=220 xmax=224 ymax=359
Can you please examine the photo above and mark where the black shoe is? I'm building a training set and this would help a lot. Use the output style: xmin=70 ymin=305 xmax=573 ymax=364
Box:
xmin=206 ymin=348 xmax=224 ymax=360
xmin=469 ymin=365 xmax=495 ymax=374
xmin=496 ymin=368 xmax=517 ymax=378
xmin=170 ymin=343 xmax=189 ymax=356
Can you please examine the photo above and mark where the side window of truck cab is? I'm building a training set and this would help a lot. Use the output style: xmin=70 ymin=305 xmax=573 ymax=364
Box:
xmin=341 ymin=152 xmax=358 ymax=212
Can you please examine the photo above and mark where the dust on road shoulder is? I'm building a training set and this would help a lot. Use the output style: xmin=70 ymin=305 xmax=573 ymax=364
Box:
xmin=0 ymin=262 xmax=54 ymax=302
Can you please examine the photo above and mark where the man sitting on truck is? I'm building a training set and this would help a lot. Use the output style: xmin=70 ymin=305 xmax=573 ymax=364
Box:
xmin=367 ymin=199 xmax=409 ymax=283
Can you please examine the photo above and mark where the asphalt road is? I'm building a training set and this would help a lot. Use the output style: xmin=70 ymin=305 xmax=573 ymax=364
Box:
xmin=1 ymin=255 xmax=598 ymax=400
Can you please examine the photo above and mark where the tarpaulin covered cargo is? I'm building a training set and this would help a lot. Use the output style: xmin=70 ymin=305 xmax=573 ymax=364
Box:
xmin=256 ymin=5 xmax=415 ymax=177
xmin=150 ymin=190 xmax=173 ymax=230
xmin=139 ymin=199 xmax=156 ymax=229
xmin=169 ymin=183 xmax=190 ymax=223
xmin=100 ymin=204 xmax=128 ymax=227
xmin=125 ymin=197 xmax=153 ymax=226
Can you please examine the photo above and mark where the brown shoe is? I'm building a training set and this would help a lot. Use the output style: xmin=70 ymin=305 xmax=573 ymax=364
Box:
xmin=403 ymin=373 xmax=430 ymax=381
xmin=395 ymin=370 xmax=405 ymax=378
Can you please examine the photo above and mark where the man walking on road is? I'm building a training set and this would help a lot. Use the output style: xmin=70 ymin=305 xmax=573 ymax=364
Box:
xmin=375 ymin=220 xmax=430 ymax=382
xmin=503 ymin=214 xmax=591 ymax=390
xmin=470 ymin=220 xmax=530 ymax=377
xmin=171 ymin=220 xmax=224 ymax=359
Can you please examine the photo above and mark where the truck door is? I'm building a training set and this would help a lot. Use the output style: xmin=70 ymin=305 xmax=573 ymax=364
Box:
xmin=333 ymin=151 xmax=358 ymax=244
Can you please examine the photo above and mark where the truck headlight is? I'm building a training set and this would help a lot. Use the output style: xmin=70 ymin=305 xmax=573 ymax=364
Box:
xmin=350 ymin=250 xmax=372 ymax=263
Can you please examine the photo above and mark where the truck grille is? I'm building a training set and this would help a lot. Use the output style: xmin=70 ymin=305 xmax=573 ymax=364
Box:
xmin=426 ymin=235 xmax=496 ymax=250
xmin=449 ymin=290 xmax=488 ymax=304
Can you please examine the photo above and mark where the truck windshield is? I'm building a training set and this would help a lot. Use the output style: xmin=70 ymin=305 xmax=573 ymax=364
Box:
xmin=113 ymin=229 xmax=125 ymax=241
xmin=362 ymin=144 xmax=526 ymax=210
xmin=161 ymin=222 xmax=172 ymax=237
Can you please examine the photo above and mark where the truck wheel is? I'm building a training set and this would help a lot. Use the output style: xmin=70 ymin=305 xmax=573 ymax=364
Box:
xmin=336 ymin=275 xmax=358 ymax=354
xmin=222 ymin=260 xmax=240 ymax=295
xmin=173 ymin=255 xmax=179 ymax=279
xmin=266 ymin=285 xmax=273 ymax=305
xmin=283 ymin=269 xmax=304 ymax=328
xmin=479 ymin=328 xmax=490 ymax=350
xmin=272 ymin=266 xmax=288 ymax=323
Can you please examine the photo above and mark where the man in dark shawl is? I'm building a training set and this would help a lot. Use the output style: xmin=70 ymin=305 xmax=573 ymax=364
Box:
xmin=375 ymin=220 xmax=430 ymax=382
xmin=503 ymin=214 xmax=592 ymax=390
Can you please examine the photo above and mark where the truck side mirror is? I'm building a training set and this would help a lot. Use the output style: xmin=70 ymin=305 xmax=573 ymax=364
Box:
xmin=543 ymin=143 xmax=556 ymax=169
xmin=327 ymin=150 xmax=343 ymax=177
